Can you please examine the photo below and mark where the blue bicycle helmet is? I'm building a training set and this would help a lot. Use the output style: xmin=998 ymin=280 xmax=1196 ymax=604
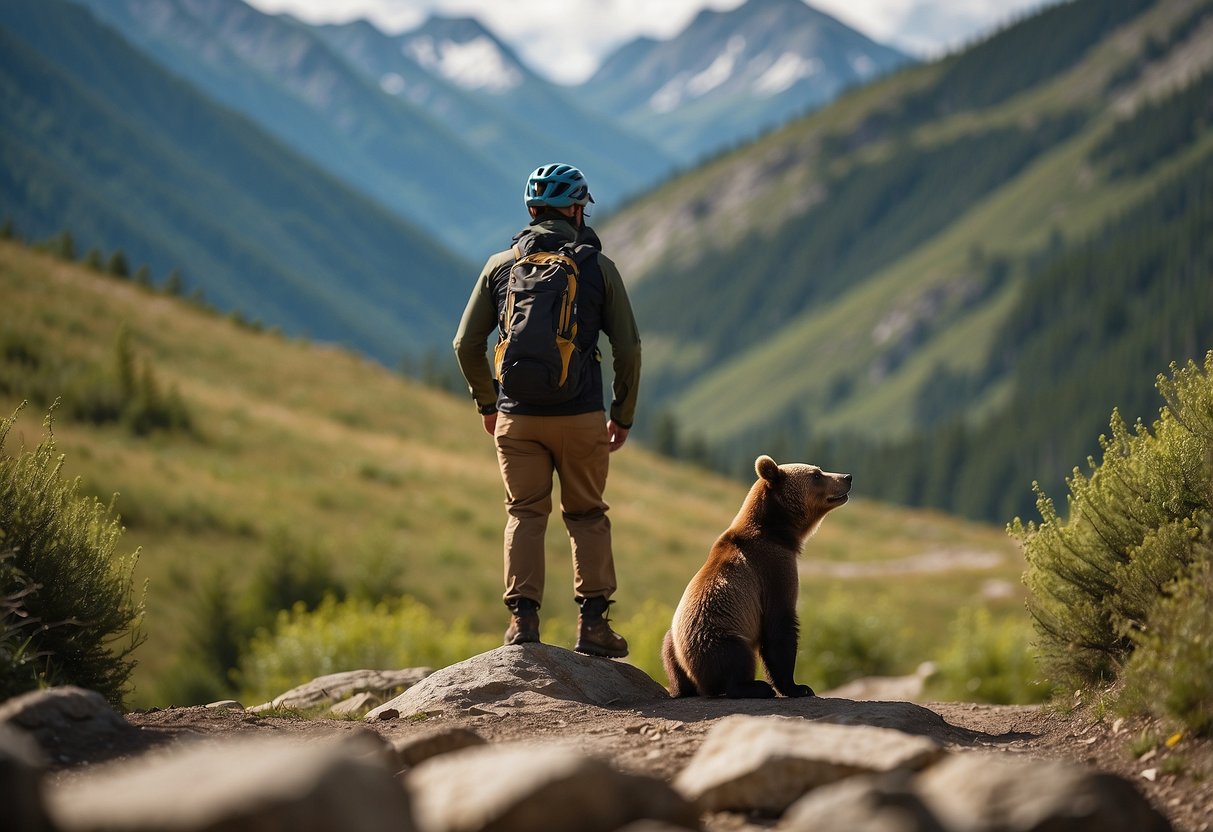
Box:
xmin=524 ymin=163 xmax=594 ymax=208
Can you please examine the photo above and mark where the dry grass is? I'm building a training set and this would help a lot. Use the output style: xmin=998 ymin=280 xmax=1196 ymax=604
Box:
xmin=1 ymin=243 xmax=1022 ymax=705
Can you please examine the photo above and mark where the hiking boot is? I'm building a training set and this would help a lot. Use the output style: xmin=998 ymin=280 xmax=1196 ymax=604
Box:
xmin=574 ymin=596 xmax=628 ymax=658
xmin=504 ymin=598 xmax=540 ymax=646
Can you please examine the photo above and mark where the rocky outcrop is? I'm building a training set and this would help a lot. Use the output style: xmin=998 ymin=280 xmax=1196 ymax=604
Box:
xmin=405 ymin=741 xmax=698 ymax=832
xmin=0 ymin=660 xmax=1176 ymax=832
xmin=366 ymin=644 xmax=667 ymax=721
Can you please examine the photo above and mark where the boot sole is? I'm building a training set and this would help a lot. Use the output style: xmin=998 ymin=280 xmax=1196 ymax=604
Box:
xmin=574 ymin=643 xmax=628 ymax=659
xmin=505 ymin=634 xmax=540 ymax=646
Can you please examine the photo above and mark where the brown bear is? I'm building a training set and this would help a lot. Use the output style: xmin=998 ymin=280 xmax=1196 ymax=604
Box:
xmin=661 ymin=454 xmax=851 ymax=698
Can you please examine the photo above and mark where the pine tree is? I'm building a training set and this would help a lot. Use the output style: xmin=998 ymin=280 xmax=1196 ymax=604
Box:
xmin=57 ymin=230 xmax=76 ymax=260
xmin=84 ymin=248 xmax=103 ymax=271
xmin=106 ymin=250 xmax=130 ymax=278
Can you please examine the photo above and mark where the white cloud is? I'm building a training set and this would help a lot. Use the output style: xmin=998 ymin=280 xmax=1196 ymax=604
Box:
xmin=245 ymin=0 xmax=1057 ymax=83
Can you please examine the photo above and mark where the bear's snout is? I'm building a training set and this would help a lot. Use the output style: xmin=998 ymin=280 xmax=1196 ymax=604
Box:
xmin=827 ymin=473 xmax=852 ymax=504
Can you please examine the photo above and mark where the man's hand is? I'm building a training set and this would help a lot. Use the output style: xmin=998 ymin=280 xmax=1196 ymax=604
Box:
xmin=482 ymin=412 xmax=497 ymax=436
xmin=607 ymin=420 xmax=629 ymax=452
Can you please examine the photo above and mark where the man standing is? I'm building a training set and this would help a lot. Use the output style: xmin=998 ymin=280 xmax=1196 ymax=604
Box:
xmin=453 ymin=163 xmax=641 ymax=658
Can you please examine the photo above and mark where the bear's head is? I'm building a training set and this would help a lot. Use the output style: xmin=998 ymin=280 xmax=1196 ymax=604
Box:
xmin=755 ymin=454 xmax=851 ymax=538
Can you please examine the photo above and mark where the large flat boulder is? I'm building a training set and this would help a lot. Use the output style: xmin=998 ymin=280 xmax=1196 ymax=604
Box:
xmin=249 ymin=667 xmax=432 ymax=712
xmin=915 ymin=752 xmax=1173 ymax=832
xmin=405 ymin=741 xmax=697 ymax=832
xmin=46 ymin=733 xmax=414 ymax=832
xmin=675 ymin=715 xmax=945 ymax=814
xmin=366 ymin=644 xmax=668 ymax=721
xmin=0 ymin=686 xmax=132 ymax=753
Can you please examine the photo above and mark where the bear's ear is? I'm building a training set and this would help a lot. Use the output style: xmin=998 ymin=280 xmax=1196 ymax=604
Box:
xmin=755 ymin=455 xmax=782 ymax=483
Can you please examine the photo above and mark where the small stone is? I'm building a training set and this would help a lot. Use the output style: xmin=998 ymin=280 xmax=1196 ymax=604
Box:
xmin=389 ymin=727 xmax=487 ymax=770
xmin=205 ymin=700 xmax=244 ymax=711
xmin=331 ymin=692 xmax=381 ymax=717
xmin=1141 ymin=768 xmax=1158 ymax=782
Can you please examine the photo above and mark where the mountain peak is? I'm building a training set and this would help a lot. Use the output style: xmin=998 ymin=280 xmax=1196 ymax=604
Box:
xmin=400 ymin=15 xmax=525 ymax=94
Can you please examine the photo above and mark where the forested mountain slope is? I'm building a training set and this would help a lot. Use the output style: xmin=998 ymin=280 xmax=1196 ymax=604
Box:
xmin=64 ymin=0 xmax=516 ymax=254
xmin=604 ymin=0 xmax=1213 ymax=521
xmin=0 ymin=0 xmax=471 ymax=361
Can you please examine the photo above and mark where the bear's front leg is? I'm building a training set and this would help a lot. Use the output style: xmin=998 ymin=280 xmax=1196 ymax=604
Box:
xmin=760 ymin=611 xmax=815 ymax=698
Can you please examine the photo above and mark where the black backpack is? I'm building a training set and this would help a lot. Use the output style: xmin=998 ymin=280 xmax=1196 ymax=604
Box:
xmin=493 ymin=240 xmax=594 ymax=406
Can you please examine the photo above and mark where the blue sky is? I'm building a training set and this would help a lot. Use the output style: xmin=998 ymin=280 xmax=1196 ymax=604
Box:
xmin=245 ymin=0 xmax=1054 ymax=84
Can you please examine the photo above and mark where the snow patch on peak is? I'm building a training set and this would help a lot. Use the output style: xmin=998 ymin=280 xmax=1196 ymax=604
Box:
xmin=405 ymin=35 xmax=521 ymax=93
xmin=753 ymin=52 xmax=822 ymax=96
xmin=379 ymin=72 xmax=405 ymax=95
xmin=849 ymin=52 xmax=876 ymax=78
xmin=649 ymin=35 xmax=746 ymax=113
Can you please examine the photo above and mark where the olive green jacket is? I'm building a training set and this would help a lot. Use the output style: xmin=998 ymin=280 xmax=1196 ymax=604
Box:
xmin=452 ymin=218 xmax=642 ymax=427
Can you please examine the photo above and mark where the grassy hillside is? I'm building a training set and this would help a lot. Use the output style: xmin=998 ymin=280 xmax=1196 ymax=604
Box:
xmin=0 ymin=242 xmax=1021 ymax=706
xmin=0 ymin=0 xmax=472 ymax=363
xmin=603 ymin=0 xmax=1213 ymax=521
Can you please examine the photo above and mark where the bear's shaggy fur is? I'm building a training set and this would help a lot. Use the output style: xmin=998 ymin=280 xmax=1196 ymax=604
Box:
xmin=662 ymin=455 xmax=851 ymax=698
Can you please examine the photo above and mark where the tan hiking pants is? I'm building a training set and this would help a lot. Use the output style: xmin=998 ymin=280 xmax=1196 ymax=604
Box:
xmin=494 ymin=411 xmax=616 ymax=606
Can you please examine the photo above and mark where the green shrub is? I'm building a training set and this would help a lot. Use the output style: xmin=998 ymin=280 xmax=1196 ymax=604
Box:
xmin=927 ymin=607 xmax=1053 ymax=704
xmin=797 ymin=590 xmax=903 ymax=689
xmin=1016 ymin=352 xmax=1213 ymax=720
xmin=0 ymin=407 xmax=145 ymax=707
xmin=1121 ymin=554 xmax=1213 ymax=733
xmin=0 ymin=553 xmax=47 ymax=700
xmin=237 ymin=594 xmax=496 ymax=703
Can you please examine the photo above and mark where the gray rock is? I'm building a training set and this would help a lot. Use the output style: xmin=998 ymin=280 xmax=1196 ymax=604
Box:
xmin=46 ymin=732 xmax=415 ymax=832
xmin=915 ymin=752 xmax=1173 ymax=832
xmin=249 ymin=667 xmax=432 ymax=712
xmin=0 ymin=723 xmax=55 ymax=832
xmin=389 ymin=726 xmax=487 ymax=770
xmin=675 ymin=715 xmax=945 ymax=814
xmin=331 ymin=691 xmax=382 ymax=717
xmin=366 ymin=644 xmax=668 ymax=721
xmin=205 ymin=700 xmax=244 ymax=711
xmin=779 ymin=773 xmax=946 ymax=832
xmin=0 ymin=686 xmax=131 ymax=751
xmin=405 ymin=741 xmax=698 ymax=832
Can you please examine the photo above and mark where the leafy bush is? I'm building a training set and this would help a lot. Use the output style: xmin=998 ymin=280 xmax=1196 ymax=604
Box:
xmin=237 ymin=595 xmax=495 ymax=703
xmin=796 ymin=590 xmax=903 ymax=689
xmin=1121 ymin=552 xmax=1213 ymax=732
xmin=927 ymin=607 xmax=1052 ymax=704
xmin=1016 ymin=352 xmax=1213 ymax=728
xmin=0 ymin=407 xmax=145 ymax=707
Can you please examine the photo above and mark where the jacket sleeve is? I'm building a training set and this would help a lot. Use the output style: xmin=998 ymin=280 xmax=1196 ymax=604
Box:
xmin=598 ymin=254 xmax=642 ymax=428
xmin=452 ymin=258 xmax=503 ymax=414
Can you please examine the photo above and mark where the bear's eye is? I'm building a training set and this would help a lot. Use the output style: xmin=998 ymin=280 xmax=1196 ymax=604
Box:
xmin=813 ymin=471 xmax=823 ymax=482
